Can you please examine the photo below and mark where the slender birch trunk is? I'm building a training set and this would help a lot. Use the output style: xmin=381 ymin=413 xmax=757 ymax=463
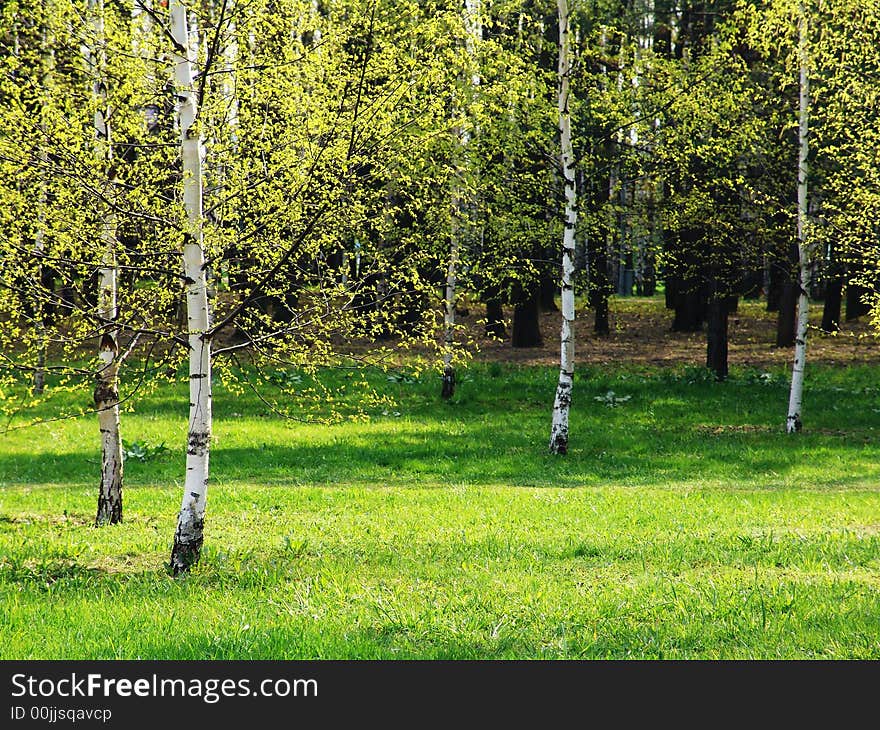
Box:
xmin=442 ymin=0 xmax=481 ymax=400
xmin=132 ymin=0 xmax=157 ymax=131
xmin=441 ymin=203 xmax=459 ymax=398
xmin=168 ymin=0 xmax=213 ymax=574
xmin=786 ymin=3 xmax=810 ymax=434
xmin=549 ymin=0 xmax=577 ymax=455
xmin=85 ymin=0 xmax=124 ymax=525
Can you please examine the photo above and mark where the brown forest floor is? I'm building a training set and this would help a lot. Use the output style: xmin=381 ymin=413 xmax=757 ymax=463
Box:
xmin=456 ymin=296 xmax=880 ymax=369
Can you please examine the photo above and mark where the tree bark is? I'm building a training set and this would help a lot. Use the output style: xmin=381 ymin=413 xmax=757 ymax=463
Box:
xmin=786 ymin=5 xmax=810 ymax=434
xmin=821 ymin=250 xmax=843 ymax=333
xmin=512 ymin=290 xmax=542 ymax=347
xmin=441 ymin=208 xmax=459 ymax=399
xmin=484 ymin=297 xmax=505 ymax=338
xmin=87 ymin=0 xmax=124 ymax=525
xmin=169 ymin=0 xmax=213 ymax=574
xmin=589 ymin=229 xmax=610 ymax=336
xmin=845 ymin=281 xmax=871 ymax=321
xmin=549 ymin=0 xmax=576 ymax=455
xmin=671 ymin=228 xmax=705 ymax=332
xmin=706 ymin=295 xmax=729 ymax=381
xmin=776 ymin=245 xmax=798 ymax=347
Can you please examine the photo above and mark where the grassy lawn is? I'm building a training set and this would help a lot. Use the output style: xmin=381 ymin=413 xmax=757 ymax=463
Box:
xmin=1 ymin=360 xmax=879 ymax=659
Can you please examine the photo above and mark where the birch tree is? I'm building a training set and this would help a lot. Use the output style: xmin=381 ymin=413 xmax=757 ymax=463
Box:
xmin=785 ymin=1 xmax=811 ymax=433
xmin=85 ymin=0 xmax=125 ymax=524
xmin=549 ymin=0 xmax=577 ymax=455
xmin=167 ymin=0 xmax=213 ymax=574
xmin=442 ymin=0 xmax=481 ymax=400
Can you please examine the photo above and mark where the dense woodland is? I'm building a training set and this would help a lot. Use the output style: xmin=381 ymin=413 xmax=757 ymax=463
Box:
xmin=1 ymin=0 xmax=879 ymax=572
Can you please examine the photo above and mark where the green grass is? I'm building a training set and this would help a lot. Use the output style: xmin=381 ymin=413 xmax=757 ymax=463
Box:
xmin=1 ymin=362 xmax=879 ymax=659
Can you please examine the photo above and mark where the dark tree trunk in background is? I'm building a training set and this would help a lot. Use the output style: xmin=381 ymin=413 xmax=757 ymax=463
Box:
xmin=767 ymin=210 xmax=792 ymax=313
xmin=512 ymin=289 xmax=543 ymax=347
xmin=485 ymin=298 xmax=505 ymax=338
xmin=664 ymin=273 xmax=677 ymax=309
xmin=767 ymin=258 xmax=784 ymax=312
xmin=776 ymin=280 xmax=797 ymax=347
xmin=672 ymin=287 xmax=705 ymax=331
xmin=775 ymin=240 xmax=799 ymax=346
xmin=637 ymin=253 xmax=656 ymax=297
xmin=539 ymin=269 xmax=559 ymax=312
xmin=821 ymin=240 xmax=843 ymax=333
xmin=617 ymin=249 xmax=634 ymax=296
xmin=588 ymin=228 xmax=611 ymax=336
xmin=845 ymin=282 xmax=871 ymax=321
xmin=592 ymin=287 xmax=610 ymax=336
xmin=706 ymin=295 xmax=729 ymax=381
xmin=742 ymin=268 xmax=763 ymax=299
xmin=671 ymin=229 xmax=705 ymax=332
xmin=821 ymin=275 xmax=843 ymax=332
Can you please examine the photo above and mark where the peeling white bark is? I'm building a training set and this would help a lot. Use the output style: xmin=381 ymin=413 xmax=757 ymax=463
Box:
xmin=86 ymin=0 xmax=124 ymax=525
xmin=549 ymin=0 xmax=577 ymax=455
xmin=169 ymin=0 xmax=213 ymax=574
xmin=787 ymin=5 xmax=810 ymax=434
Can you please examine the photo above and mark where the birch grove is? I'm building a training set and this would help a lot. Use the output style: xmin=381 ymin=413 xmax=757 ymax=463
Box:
xmin=2 ymin=0 xmax=880 ymax=576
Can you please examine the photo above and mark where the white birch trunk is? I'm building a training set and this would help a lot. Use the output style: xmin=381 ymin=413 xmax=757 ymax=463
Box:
xmin=786 ymin=4 xmax=810 ymax=434
xmin=85 ymin=0 xmax=124 ymax=525
xmin=224 ymin=6 xmax=239 ymax=142
xmin=442 ymin=199 xmax=459 ymax=398
xmin=132 ymin=0 xmax=157 ymax=131
xmin=442 ymin=0 xmax=481 ymax=400
xmin=169 ymin=0 xmax=213 ymax=574
xmin=549 ymin=0 xmax=577 ymax=455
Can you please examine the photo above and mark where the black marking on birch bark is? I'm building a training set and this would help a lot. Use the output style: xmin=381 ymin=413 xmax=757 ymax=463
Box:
xmin=549 ymin=427 xmax=569 ymax=455
xmin=187 ymin=430 xmax=209 ymax=455
xmin=787 ymin=413 xmax=802 ymax=432
xmin=99 ymin=333 xmax=118 ymax=355
xmin=169 ymin=519 xmax=204 ymax=576
xmin=93 ymin=383 xmax=119 ymax=406
xmin=441 ymin=366 xmax=456 ymax=400
xmin=554 ymin=381 xmax=573 ymax=410
xmin=95 ymin=467 xmax=123 ymax=526
xmin=182 ymin=276 xmax=196 ymax=286
xmin=190 ymin=373 xmax=208 ymax=379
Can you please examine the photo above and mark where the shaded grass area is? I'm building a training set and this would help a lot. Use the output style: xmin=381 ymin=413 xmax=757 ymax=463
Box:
xmin=1 ymin=362 xmax=879 ymax=658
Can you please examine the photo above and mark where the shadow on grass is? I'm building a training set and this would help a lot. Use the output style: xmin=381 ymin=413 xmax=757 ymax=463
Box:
xmin=1 ymin=369 xmax=879 ymax=490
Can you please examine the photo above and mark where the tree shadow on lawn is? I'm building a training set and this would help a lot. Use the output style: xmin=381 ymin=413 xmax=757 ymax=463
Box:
xmin=0 ymin=421 xmax=879 ymax=491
